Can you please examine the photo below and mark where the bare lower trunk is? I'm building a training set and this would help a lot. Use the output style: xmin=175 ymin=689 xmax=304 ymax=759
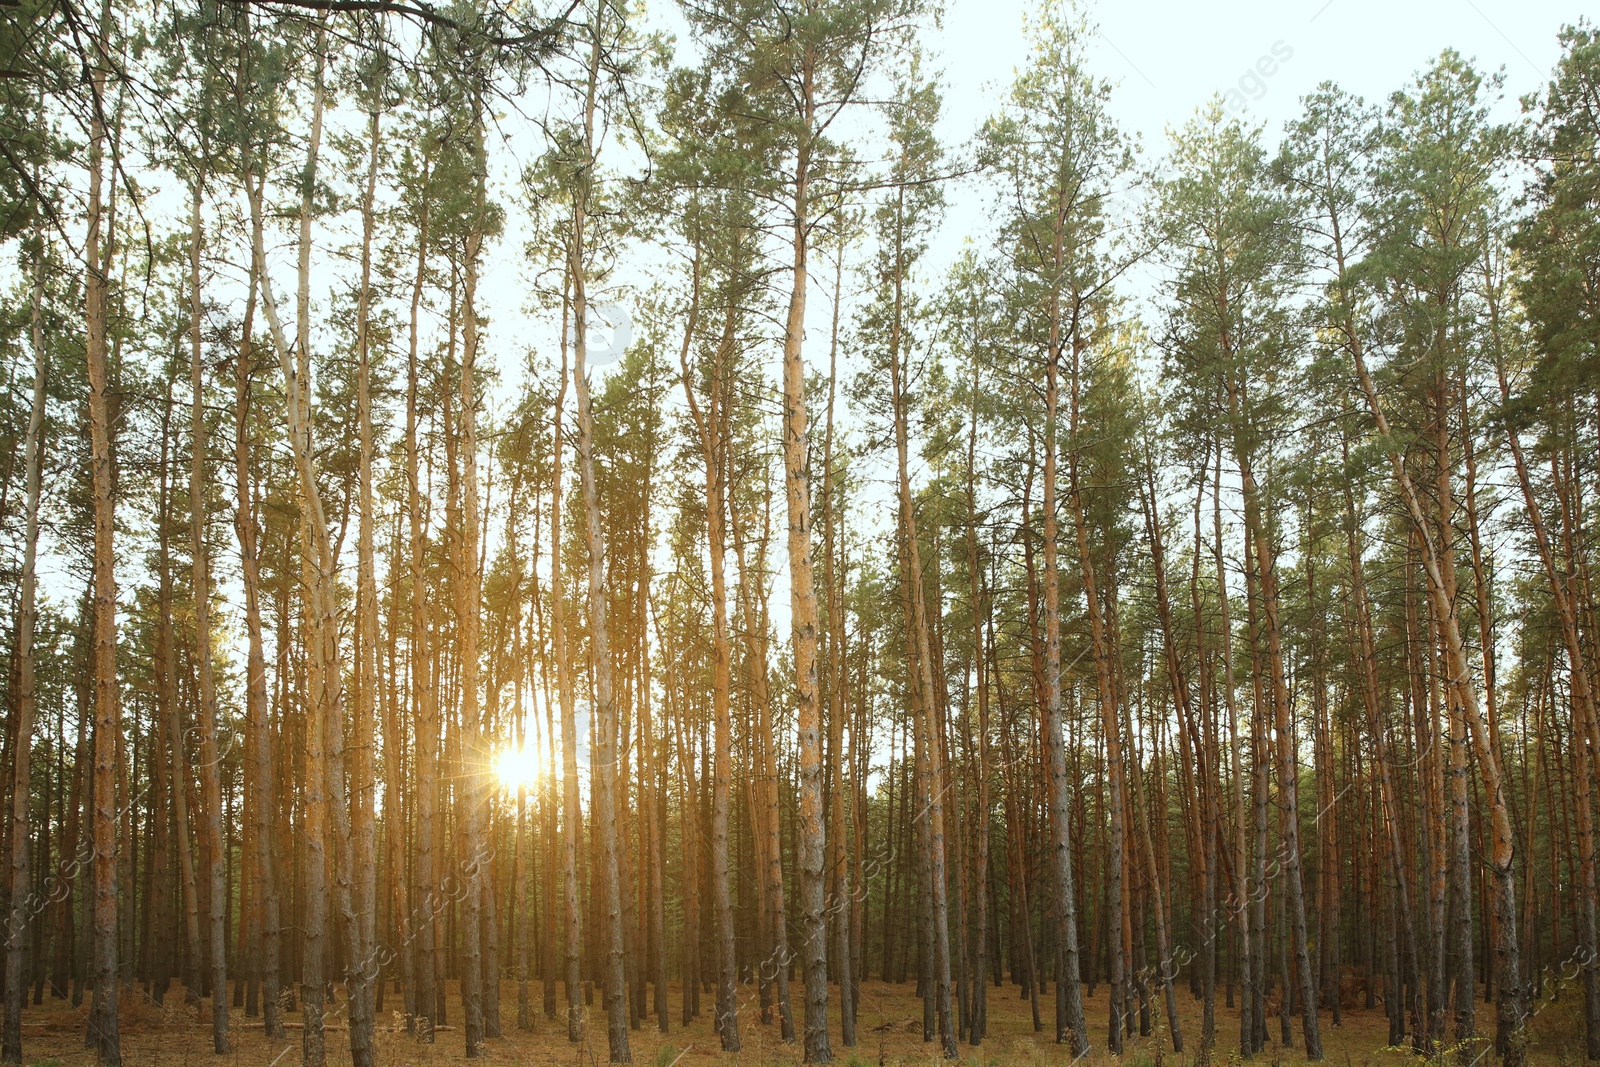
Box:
xmin=1225 ymin=371 xmax=1322 ymax=1061
xmin=402 ymin=151 xmax=438 ymax=1044
xmin=85 ymin=13 xmax=120 ymax=1055
xmin=233 ymin=194 xmax=283 ymax=1041
xmin=964 ymin=350 xmax=991 ymax=1047
xmin=348 ymin=104 xmax=382 ymax=1065
xmin=887 ymin=247 xmax=955 ymax=1057
xmin=570 ymin=48 xmax=631 ymax=1049
xmin=187 ymin=173 xmax=232 ymax=1056
xmin=778 ymin=74 xmax=832 ymax=1063
xmin=552 ymin=297 xmax=584 ymax=1044
xmin=2 ymin=207 xmax=49 ymax=1066
xmin=245 ymin=24 xmax=341 ymax=1064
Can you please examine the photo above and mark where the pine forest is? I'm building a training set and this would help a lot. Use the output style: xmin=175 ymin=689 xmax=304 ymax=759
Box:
xmin=2 ymin=3 xmax=1600 ymax=1067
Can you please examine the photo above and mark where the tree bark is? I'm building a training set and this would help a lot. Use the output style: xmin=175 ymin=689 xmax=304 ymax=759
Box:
xmin=84 ymin=3 xmax=120 ymax=1052
xmin=886 ymin=207 xmax=955 ymax=1057
xmin=1224 ymin=370 xmax=1323 ymax=1061
xmin=244 ymin=24 xmax=340 ymax=1062
xmin=1 ymin=203 xmax=49 ymax=1066
xmin=569 ymin=28 xmax=630 ymax=1055
xmin=404 ymin=148 xmax=439 ymax=1045
xmin=187 ymin=173 xmax=231 ymax=1054
xmin=1345 ymin=313 xmax=1525 ymax=1067
xmin=1492 ymin=349 xmax=1600 ymax=1060
xmin=233 ymin=165 xmax=284 ymax=1041
xmin=778 ymin=61 xmax=832 ymax=1065
xmin=349 ymin=101 xmax=382 ymax=1063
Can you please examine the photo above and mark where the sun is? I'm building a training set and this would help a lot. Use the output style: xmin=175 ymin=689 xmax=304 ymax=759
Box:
xmin=492 ymin=743 xmax=543 ymax=791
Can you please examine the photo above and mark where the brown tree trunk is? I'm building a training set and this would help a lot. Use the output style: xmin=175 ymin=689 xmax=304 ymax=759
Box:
xmin=84 ymin=6 xmax=120 ymax=1052
xmin=569 ymin=35 xmax=630 ymax=1054
xmin=552 ymin=273 xmax=584 ymax=1045
xmin=777 ymin=66 xmax=833 ymax=1065
xmin=404 ymin=150 xmax=439 ymax=1044
xmin=187 ymin=173 xmax=232 ymax=1054
xmin=348 ymin=103 xmax=382 ymax=1064
xmin=455 ymin=112 xmax=490 ymax=1060
xmin=963 ymin=332 xmax=990 ymax=1048
xmin=1 ymin=203 xmax=48 ymax=1066
xmin=1062 ymin=343 xmax=1125 ymax=1054
xmin=1346 ymin=321 xmax=1525 ymax=1066
xmin=1037 ymin=330 xmax=1090 ymax=1055
xmin=245 ymin=24 xmax=339 ymax=1063
xmin=678 ymin=252 xmax=742 ymax=1053
xmin=821 ymin=247 xmax=855 ymax=1049
xmin=730 ymin=500 xmax=795 ymax=1041
xmin=885 ymin=188 xmax=955 ymax=1059
xmin=233 ymin=166 xmax=284 ymax=1041
xmin=1224 ymin=370 xmax=1323 ymax=1061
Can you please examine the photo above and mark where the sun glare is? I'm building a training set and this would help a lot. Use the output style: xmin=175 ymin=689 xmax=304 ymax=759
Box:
xmin=493 ymin=744 xmax=543 ymax=791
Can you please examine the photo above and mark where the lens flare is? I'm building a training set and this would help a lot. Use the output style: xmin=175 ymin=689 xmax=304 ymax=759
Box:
xmin=492 ymin=743 xmax=542 ymax=791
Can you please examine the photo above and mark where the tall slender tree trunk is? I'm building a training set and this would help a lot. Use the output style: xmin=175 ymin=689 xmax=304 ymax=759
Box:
xmin=886 ymin=213 xmax=955 ymax=1057
xmin=404 ymin=152 xmax=439 ymax=1045
xmin=84 ymin=4 xmax=120 ymax=1053
xmin=244 ymin=24 xmax=341 ymax=1063
xmin=570 ymin=29 xmax=629 ymax=1055
xmin=732 ymin=513 xmax=795 ymax=1042
xmin=1210 ymin=440 xmax=1254 ymax=1058
xmin=1224 ymin=371 xmax=1323 ymax=1061
xmin=457 ymin=201 xmax=489 ymax=1057
xmin=1 ymin=206 xmax=49 ymax=1066
xmin=187 ymin=173 xmax=231 ymax=1054
xmin=963 ymin=329 xmax=991 ymax=1048
xmin=1133 ymin=442 xmax=1188 ymax=1053
xmin=821 ymin=246 xmax=855 ymax=1049
xmin=1038 ymin=311 xmax=1090 ymax=1058
xmin=778 ymin=65 xmax=833 ymax=1066
xmin=1062 ymin=338 xmax=1125 ymax=1055
xmin=553 ymin=274 xmax=584 ymax=1045
xmin=233 ymin=165 xmax=283 ymax=1041
xmin=678 ymin=258 xmax=741 ymax=1053
xmin=350 ymin=102 xmax=382 ymax=1063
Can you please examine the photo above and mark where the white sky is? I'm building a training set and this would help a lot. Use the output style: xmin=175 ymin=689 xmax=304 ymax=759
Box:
xmin=931 ymin=0 xmax=1573 ymax=279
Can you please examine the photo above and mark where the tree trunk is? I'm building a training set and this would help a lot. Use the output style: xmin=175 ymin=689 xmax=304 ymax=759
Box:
xmin=455 ymin=112 xmax=491 ymax=1060
xmin=233 ymin=168 xmax=284 ymax=1041
xmin=349 ymin=102 xmax=382 ymax=1064
xmin=1 ymin=204 xmax=49 ymax=1066
xmin=404 ymin=150 xmax=439 ymax=1045
xmin=570 ymin=33 xmax=630 ymax=1054
xmin=963 ymin=333 xmax=991 ymax=1048
xmin=84 ymin=6 xmax=120 ymax=1052
xmin=551 ymin=271 xmax=585 ymax=1045
xmin=821 ymin=247 xmax=855 ymax=1049
xmin=1224 ymin=371 xmax=1323 ymax=1061
xmin=187 ymin=173 xmax=232 ymax=1054
xmin=778 ymin=66 xmax=832 ymax=1065
xmin=886 ymin=220 xmax=955 ymax=1057
xmin=244 ymin=24 xmax=340 ymax=1063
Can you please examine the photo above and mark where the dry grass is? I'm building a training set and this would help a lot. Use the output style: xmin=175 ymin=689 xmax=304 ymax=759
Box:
xmin=10 ymin=976 xmax=1589 ymax=1067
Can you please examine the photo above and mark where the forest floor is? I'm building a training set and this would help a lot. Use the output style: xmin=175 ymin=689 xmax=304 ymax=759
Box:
xmin=11 ymin=977 xmax=1592 ymax=1067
